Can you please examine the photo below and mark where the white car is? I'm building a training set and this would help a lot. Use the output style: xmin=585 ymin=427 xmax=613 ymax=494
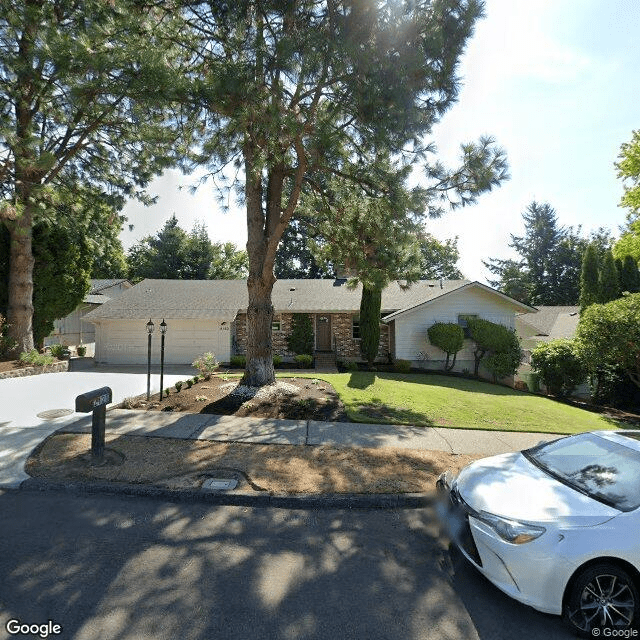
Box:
xmin=436 ymin=430 xmax=640 ymax=636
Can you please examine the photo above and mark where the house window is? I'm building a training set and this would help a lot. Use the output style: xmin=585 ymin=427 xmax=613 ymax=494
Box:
xmin=272 ymin=319 xmax=282 ymax=332
xmin=352 ymin=317 xmax=360 ymax=340
xmin=457 ymin=314 xmax=477 ymax=339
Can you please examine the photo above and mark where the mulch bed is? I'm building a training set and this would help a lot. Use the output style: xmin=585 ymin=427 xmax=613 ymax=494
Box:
xmin=130 ymin=376 xmax=350 ymax=422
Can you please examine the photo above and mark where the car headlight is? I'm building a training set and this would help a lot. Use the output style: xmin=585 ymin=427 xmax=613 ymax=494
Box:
xmin=477 ymin=512 xmax=546 ymax=544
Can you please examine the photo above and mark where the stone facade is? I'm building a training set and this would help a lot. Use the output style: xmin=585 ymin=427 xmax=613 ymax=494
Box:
xmin=233 ymin=312 xmax=390 ymax=362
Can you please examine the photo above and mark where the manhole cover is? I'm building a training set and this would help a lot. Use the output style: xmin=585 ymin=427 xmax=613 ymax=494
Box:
xmin=202 ymin=478 xmax=238 ymax=491
xmin=37 ymin=408 xmax=74 ymax=420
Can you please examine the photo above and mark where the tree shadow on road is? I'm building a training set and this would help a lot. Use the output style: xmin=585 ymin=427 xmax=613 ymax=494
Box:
xmin=0 ymin=490 xmax=571 ymax=640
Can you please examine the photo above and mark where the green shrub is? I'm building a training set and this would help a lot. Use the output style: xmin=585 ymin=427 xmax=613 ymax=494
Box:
xmin=193 ymin=375 xmax=200 ymax=383
xmin=76 ymin=344 xmax=87 ymax=357
xmin=19 ymin=350 xmax=55 ymax=367
xmin=230 ymin=355 xmax=246 ymax=368
xmin=294 ymin=354 xmax=313 ymax=368
xmin=287 ymin=314 xmax=314 ymax=355
xmin=427 ymin=323 xmax=464 ymax=371
xmin=186 ymin=379 xmax=193 ymax=389
xmin=164 ymin=388 xmax=170 ymax=397
xmin=192 ymin=352 xmax=219 ymax=379
xmin=393 ymin=359 xmax=412 ymax=373
xmin=273 ymin=354 xmax=282 ymax=367
xmin=345 ymin=360 xmax=359 ymax=371
xmin=531 ymin=339 xmax=586 ymax=397
xmin=49 ymin=343 xmax=65 ymax=358
xmin=0 ymin=314 xmax=17 ymax=358
xmin=467 ymin=318 xmax=522 ymax=379
xmin=175 ymin=381 xmax=183 ymax=392
xmin=577 ymin=293 xmax=640 ymax=391
xmin=484 ymin=351 xmax=520 ymax=382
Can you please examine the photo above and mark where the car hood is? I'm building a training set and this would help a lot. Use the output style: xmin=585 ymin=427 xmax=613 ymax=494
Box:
xmin=455 ymin=452 xmax=619 ymax=525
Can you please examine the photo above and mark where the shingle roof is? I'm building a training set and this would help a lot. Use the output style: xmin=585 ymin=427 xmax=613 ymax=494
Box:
xmin=83 ymin=278 xmax=473 ymax=321
xmin=83 ymin=294 xmax=111 ymax=305
xmin=517 ymin=306 xmax=580 ymax=338
xmin=382 ymin=281 xmax=537 ymax=321
xmin=89 ymin=279 xmax=131 ymax=294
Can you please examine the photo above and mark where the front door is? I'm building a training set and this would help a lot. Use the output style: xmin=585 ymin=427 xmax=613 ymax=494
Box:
xmin=316 ymin=315 xmax=332 ymax=351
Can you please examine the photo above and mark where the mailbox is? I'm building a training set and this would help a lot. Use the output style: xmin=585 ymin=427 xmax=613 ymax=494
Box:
xmin=75 ymin=387 xmax=112 ymax=460
xmin=75 ymin=387 xmax=112 ymax=413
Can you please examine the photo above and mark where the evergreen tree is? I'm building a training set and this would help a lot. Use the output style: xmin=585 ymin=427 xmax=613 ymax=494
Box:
xmin=183 ymin=222 xmax=216 ymax=280
xmin=599 ymin=250 xmax=620 ymax=303
xmin=128 ymin=215 xmax=189 ymax=280
xmin=359 ymin=284 xmax=382 ymax=368
xmin=286 ymin=314 xmax=314 ymax=355
xmin=418 ymin=234 xmax=464 ymax=279
xmin=580 ymin=243 xmax=600 ymax=311
xmin=619 ymin=255 xmax=640 ymax=293
xmin=275 ymin=218 xmax=334 ymax=279
xmin=182 ymin=0 xmax=506 ymax=386
xmin=208 ymin=243 xmax=248 ymax=279
xmin=0 ymin=0 xmax=190 ymax=355
xmin=485 ymin=204 xmax=611 ymax=306
xmin=485 ymin=202 xmax=576 ymax=305
xmin=128 ymin=217 xmax=247 ymax=281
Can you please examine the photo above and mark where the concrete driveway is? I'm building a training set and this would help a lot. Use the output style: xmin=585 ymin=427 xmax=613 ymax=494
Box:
xmin=0 ymin=368 xmax=193 ymax=488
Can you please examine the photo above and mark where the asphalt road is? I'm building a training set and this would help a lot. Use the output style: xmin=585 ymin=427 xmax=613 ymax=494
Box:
xmin=0 ymin=490 xmax=574 ymax=640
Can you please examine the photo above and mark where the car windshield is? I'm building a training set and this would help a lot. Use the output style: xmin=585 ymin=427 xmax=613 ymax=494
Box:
xmin=523 ymin=433 xmax=640 ymax=512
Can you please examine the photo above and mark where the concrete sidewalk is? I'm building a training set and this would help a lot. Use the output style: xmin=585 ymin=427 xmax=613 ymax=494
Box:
xmin=14 ymin=410 xmax=563 ymax=507
xmin=60 ymin=409 xmax=557 ymax=455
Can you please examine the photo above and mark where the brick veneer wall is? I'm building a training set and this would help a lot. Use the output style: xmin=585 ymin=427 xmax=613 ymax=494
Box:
xmin=233 ymin=312 xmax=389 ymax=362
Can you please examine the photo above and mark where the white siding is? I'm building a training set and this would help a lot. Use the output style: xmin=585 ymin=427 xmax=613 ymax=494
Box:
xmin=46 ymin=304 xmax=98 ymax=346
xmin=393 ymin=286 xmax=517 ymax=363
xmin=94 ymin=318 xmax=231 ymax=365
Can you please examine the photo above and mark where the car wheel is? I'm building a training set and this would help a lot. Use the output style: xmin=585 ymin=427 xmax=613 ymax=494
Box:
xmin=564 ymin=563 xmax=639 ymax=637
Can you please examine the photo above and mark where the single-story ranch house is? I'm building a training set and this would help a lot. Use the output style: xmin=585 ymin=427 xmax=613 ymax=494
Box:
xmin=83 ymin=278 xmax=536 ymax=371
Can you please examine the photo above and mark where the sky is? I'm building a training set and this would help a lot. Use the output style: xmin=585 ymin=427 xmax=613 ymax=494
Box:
xmin=120 ymin=0 xmax=640 ymax=283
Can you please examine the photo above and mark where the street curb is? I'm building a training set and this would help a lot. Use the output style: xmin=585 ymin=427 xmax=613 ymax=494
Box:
xmin=19 ymin=478 xmax=433 ymax=510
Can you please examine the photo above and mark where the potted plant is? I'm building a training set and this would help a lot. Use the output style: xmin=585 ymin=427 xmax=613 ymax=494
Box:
xmin=77 ymin=344 xmax=87 ymax=357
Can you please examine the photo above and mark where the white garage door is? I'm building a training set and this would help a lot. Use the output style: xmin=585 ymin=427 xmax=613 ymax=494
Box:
xmin=95 ymin=319 xmax=231 ymax=365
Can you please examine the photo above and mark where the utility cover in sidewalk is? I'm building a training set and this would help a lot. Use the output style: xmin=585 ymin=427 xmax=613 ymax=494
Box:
xmin=202 ymin=478 xmax=238 ymax=491
xmin=37 ymin=409 xmax=74 ymax=420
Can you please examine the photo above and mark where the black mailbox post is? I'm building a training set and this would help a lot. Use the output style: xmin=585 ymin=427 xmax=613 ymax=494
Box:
xmin=75 ymin=387 xmax=112 ymax=459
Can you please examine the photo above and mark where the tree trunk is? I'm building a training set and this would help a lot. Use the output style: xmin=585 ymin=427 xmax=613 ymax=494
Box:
xmin=244 ymin=275 xmax=276 ymax=386
xmin=242 ymin=144 xmax=276 ymax=387
xmin=5 ymin=204 xmax=35 ymax=356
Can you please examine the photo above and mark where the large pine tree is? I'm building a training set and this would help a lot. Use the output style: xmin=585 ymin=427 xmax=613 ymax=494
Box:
xmin=0 ymin=0 xmax=189 ymax=355
xmin=181 ymin=0 xmax=507 ymax=386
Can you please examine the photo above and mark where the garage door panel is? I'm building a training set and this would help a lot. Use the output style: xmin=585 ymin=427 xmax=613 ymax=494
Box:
xmin=97 ymin=319 xmax=231 ymax=365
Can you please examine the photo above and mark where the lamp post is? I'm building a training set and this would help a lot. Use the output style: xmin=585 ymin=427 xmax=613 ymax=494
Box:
xmin=159 ymin=319 xmax=167 ymax=400
xmin=146 ymin=319 xmax=154 ymax=400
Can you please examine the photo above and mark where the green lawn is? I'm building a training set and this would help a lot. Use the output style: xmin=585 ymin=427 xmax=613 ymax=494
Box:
xmin=288 ymin=372 xmax=617 ymax=434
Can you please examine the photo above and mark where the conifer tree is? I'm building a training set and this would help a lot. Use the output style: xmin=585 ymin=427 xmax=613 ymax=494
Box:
xmin=580 ymin=243 xmax=601 ymax=311
xmin=182 ymin=0 xmax=507 ymax=386
xmin=619 ymin=255 xmax=640 ymax=293
xmin=0 ymin=1 xmax=189 ymax=354
xmin=599 ymin=250 xmax=620 ymax=303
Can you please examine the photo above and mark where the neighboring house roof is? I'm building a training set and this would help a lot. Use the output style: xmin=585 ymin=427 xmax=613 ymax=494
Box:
xmin=89 ymin=279 xmax=131 ymax=295
xmin=83 ymin=278 xmax=477 ymax=321
xmin=83 ymin=294 xmax=111 ymax=305
xmin=381 ymin=281 xmax=537 ymax=322
xmin=81 ymin=279 xmax=132 ymax=306
xmin=516 ymin=306 xmax=580 ymax=339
